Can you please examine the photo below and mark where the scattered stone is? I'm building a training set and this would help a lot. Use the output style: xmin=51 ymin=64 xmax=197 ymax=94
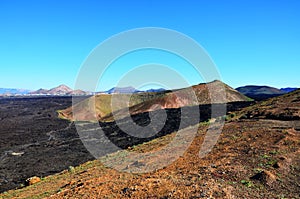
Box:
xmin=122 ymin=187 xmax=130 ymax=194
xmin=273 ymin=162 xmax=280 ymax=168
xmin=25 ymin=176 xmax=41 ymax=186
xmin=250 ymin=170 xmax=276 ymax=185
xmin=76 ymin=182 xmax=84 ymax=187
xmin=10 ymin=152 xmax=24 ymax=156
xmin=68 ymin=166 xmax=75 ymax=173
xmin=211 ymin=164 xmax=217 ymax=168
xmin=200 ymin=190 xmax=207 ymax=197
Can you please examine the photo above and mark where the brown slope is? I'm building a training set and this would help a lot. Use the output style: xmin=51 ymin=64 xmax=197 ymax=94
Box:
xmin=237 ymin=88 xmax=300 ymax=120
xmin=2 ymin=119 xmax=299 ymax=198
xmin=58 ymin=91 xmax=169 ymax=121
xmin=107 ymin=80 xmax=250 ymax=121
xmin=58 ymin=80 xmax=251 ymax=122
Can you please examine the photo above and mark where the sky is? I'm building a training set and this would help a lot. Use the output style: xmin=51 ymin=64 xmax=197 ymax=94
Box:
xmin=0 ymin=0 xmax=299 ymax=91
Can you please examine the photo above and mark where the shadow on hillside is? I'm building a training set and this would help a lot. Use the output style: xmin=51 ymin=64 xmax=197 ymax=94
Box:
xmin=99 ymin=101 xmax=253 ymax=149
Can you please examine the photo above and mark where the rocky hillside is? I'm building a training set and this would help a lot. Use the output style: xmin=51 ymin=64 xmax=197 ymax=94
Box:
xmin=237 ymin=89 xmax=300 ymax=120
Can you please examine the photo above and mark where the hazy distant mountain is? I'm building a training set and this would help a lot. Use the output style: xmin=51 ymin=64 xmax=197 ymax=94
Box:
xmin=47 ymin=84 xmax=73 ymax=95
xmin=236 ymin=85 xmax=289 ymax=101
xmin=145 ymin=88 xmax=166 ymax=93
xmin=280 ymin=87 xmax=298 ymax=93
xmin=68 ymin=89 xmax=90 ymax=95
xmin=29 ymin=88 xmax=49 ymax=95
xmin=105 ymin=86 xmax=141 ymax=94
xmin=30 ymin=85 xmax=89 ymax=96
xmin=0 ymin=88 xmax=31 ymax=95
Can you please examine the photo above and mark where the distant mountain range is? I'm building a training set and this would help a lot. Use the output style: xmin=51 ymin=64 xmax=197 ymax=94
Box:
xmin=105 ymin=86 xmax=140 ymax=94
xmin=58 ymin=80 xmax=251 ymax=122
xmin=280 ymin=87 xmax=298 ymax=93
xmin=0 ymin=85 xmax=167 ymax=96
xmin=29 ymin=85 xmax=90 ymax=96
xmin=0 ymin=84 xmax=297 ymax=98
xmin=0 ymin=88 xmax=31 ymax=95
xmin=145 ymin=88 xmax=166 ymax=93
xmin=0 ymin=85 xmax=91 ymax=96
xmin=104 ymin=87 xmax=166 ymax=94
xmin=236 ymin=86 xmax=298 ymax=101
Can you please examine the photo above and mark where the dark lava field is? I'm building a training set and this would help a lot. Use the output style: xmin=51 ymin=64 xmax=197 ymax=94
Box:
xmin=0 ymin=96 xmax=94 ymax=192
xmin=0 ymin=96 xmax=252 ymax=193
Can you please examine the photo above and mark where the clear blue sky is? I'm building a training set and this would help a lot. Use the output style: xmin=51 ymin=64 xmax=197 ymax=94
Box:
xmin=0 ymin=0 xmax=299 ymax=90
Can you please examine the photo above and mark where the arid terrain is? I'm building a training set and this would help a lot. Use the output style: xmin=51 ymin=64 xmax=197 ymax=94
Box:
xmin=0 ymin=98 xmax=251 ymax=193
xmin=1 ymin=0 xmax=298 ymax=198
xmin=0 ymin=87 xmax=299 ymax=198
xmin=0 ymin=96 xmax=94 ymax=193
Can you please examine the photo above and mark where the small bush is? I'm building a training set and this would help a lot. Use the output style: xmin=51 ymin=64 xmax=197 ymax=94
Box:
xmin=241 ymin=179 xmax=253 ymax=187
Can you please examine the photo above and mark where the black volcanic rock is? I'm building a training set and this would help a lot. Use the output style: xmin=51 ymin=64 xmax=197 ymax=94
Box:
xmin=0 ymin=96 xmax=94 ymax=193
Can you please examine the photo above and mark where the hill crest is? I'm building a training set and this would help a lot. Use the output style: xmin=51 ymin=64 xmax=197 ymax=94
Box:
xmin=58 ymin=80 xmax=251 ymax=122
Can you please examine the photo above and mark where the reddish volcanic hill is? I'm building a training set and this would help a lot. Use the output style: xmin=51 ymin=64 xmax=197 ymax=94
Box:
xmin=47 ymin=85 xmax=73 ymax=95
xmin=58 ymin=81 xmax=251 ymax=122
xmin=29 ymin=85 xmax=88 ymax=96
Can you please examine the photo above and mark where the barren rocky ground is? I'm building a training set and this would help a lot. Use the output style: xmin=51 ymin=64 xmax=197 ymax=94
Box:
xmin=1 ymin=119 xmax=299 ymax=199
xmin=0 ymin=94 xmax=299 ymax=198
xmin=0 ymin=96 xmax=94 ymax=192
xmin=0 ymin=96 xmax=251 ymax=193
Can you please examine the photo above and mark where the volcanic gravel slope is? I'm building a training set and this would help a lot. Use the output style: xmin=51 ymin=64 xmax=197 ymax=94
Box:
xmin=1 ymin=119 xmax=299 ymax=199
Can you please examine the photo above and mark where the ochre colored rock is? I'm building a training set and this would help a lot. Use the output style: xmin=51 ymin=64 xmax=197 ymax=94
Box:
xmin=25 ymin=176 xmax=41 ymax=186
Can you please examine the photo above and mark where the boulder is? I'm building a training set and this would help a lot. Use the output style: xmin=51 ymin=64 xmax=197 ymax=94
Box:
xmin=25 ymin=176 xmax=41 ymax=186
